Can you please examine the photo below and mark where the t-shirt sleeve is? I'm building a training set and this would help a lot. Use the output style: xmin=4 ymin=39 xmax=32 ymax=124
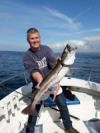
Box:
xmin=46 ymin=46 xmax=57 ymax=68
xmin=23 ymin=53 xmax=40 ymax=75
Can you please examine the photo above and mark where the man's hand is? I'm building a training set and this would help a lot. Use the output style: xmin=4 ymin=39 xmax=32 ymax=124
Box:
xmin=57 ymin=56 xmax=61 ymax=61
xmin=35 ymin=82 xmax=41 ymax=90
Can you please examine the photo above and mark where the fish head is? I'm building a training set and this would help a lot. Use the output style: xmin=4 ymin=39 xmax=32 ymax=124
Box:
xmin=61 ymin=44 xmax=76 ymax=66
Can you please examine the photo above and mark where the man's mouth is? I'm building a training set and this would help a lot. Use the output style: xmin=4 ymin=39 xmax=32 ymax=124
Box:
xmin=32 ymin=42 xmax=39 ymax=46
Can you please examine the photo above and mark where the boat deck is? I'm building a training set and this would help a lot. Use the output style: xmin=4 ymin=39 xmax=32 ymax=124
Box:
xmin=0 ymin=81 xmax=100 ymax=133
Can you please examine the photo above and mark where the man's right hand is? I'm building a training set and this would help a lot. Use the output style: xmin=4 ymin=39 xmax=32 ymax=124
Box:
xmin=35 ymin=83 xmax=41 ymax=90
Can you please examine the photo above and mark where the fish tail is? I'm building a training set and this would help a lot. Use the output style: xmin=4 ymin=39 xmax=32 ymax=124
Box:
xmin=21 ymin=104 xmax=38 ymax=116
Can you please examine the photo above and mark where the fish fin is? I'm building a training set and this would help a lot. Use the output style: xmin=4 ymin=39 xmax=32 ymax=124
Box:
xmin=21 ymin=104 xmax=38 ymax=116
xmin=44 ymin=88 xmax=49 ymax=93
xmin=53 ymin=83 xmax=61 ymax=101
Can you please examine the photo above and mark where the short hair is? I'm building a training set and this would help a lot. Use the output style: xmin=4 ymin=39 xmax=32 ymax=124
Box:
xmin=27 ymin=27 xmax=39 ymax=37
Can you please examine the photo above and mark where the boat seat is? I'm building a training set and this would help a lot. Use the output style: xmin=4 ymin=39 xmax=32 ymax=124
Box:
xmin=35 ymin=124 xmax=43 ymax=133
xmin=84 ymin=119 xmax=100 ymax=133
xmin=43 ymin=95 xmax=80 ymax=107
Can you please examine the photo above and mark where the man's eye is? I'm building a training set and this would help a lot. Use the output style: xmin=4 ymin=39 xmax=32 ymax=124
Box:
xmin=30 ymin=37 xmax=39 ymax=39
xmin=35 ymin=37 xmax=39 ymax=39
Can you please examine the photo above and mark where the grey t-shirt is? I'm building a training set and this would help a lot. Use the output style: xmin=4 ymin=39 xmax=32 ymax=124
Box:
xmin=23 ymin=45 xmax=57 ymax=83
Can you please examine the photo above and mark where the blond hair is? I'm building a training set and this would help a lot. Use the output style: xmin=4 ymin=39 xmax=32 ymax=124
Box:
xmin=27 ymin=27 xmax=39 ymax=38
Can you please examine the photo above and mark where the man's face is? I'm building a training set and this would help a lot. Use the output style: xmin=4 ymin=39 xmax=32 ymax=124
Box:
xmin=27 ymin=32 xmax=41 ymax=50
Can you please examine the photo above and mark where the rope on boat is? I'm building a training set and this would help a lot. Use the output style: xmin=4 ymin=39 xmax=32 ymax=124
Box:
xmin=0 ymin=72 xmax=32 ymax=100
xmin=0 ymin=68 xmax=99 ymax=85
xmin=0 ymin=84 xmax=32 ymax=101
xmin=50 ymin=107 xmax=80 ymax=120
xmin=71 ymin=67 xmax=100 ymax=73
xmin=0 ymin=73 xmax=23 ymax=85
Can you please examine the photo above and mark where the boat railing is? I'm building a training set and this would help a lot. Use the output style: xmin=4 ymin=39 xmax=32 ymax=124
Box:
xmin=0 ymin=71 xmax=30 ymax=85
xmin=71 ymin=67 xmax=100 ymax=83
xmin=0 ymin=71 xmax=31 ymax=98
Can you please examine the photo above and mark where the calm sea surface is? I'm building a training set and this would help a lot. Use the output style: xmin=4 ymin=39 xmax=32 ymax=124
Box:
xmin=0 ymin=51 xmax=100 ymax=99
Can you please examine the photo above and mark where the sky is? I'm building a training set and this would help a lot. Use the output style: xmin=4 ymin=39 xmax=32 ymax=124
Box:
xmin=0 ymin=0 xmax=100 ymax=52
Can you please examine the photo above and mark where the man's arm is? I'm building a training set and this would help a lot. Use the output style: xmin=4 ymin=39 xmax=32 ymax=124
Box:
xmin=31 ymin=72 xmax=43 ymax=89
xmin=23 ymin=52 xmax=43 ymax=88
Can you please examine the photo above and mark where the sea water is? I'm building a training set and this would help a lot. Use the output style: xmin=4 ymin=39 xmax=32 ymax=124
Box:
xmin=0 ymin=51 xmax=100 ymax=99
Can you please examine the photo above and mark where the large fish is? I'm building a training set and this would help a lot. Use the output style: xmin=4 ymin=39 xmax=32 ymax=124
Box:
xmin=22 ymin=44 xmax=76 ymax=115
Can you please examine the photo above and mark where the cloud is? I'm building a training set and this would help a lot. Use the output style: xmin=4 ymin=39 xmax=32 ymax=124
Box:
xmin=0 ymin=2 xmax=82 ymax=47
xmin=74 ymin=6 xmax=92 ymax=20
xmin=83 ymin=36 xmax=100 ymax=52
xmin=84 ymin=35 xmax=100 ymax=42
xmin=48 ymin=35 xmax=100 ymax=53
xmin=0 ymin=3 xmax=81 ymax=33
xmin=54 ymin=28 xmax=100 ymax=37
xmin=43 ymin=7 xmax=81 ymax=31
xmin=0 ymin=11 xmax=12 ymax=18
xmin=73 ymin=28 xmax=100 ymax=35
xmin=47 ymin=41 xmax=84 ymax=51
xmin=0 ymin=1 xmax=100 ymax=52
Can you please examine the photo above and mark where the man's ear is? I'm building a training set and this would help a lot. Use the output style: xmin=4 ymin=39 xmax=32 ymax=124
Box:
xmin=27 ymin=37 xmax=29 ymax=42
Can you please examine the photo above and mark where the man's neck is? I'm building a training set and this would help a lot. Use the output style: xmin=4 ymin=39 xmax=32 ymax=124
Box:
xmin=30 ymin=46 xmax=40 ymax=52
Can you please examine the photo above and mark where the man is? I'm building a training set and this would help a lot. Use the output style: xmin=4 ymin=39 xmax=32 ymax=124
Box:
xmin=23 ymin=27 xmax=79 ymax=133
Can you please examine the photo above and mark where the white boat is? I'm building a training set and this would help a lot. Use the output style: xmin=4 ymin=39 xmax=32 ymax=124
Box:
xmin=0 ymin=74 xmax=100 ymax=133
